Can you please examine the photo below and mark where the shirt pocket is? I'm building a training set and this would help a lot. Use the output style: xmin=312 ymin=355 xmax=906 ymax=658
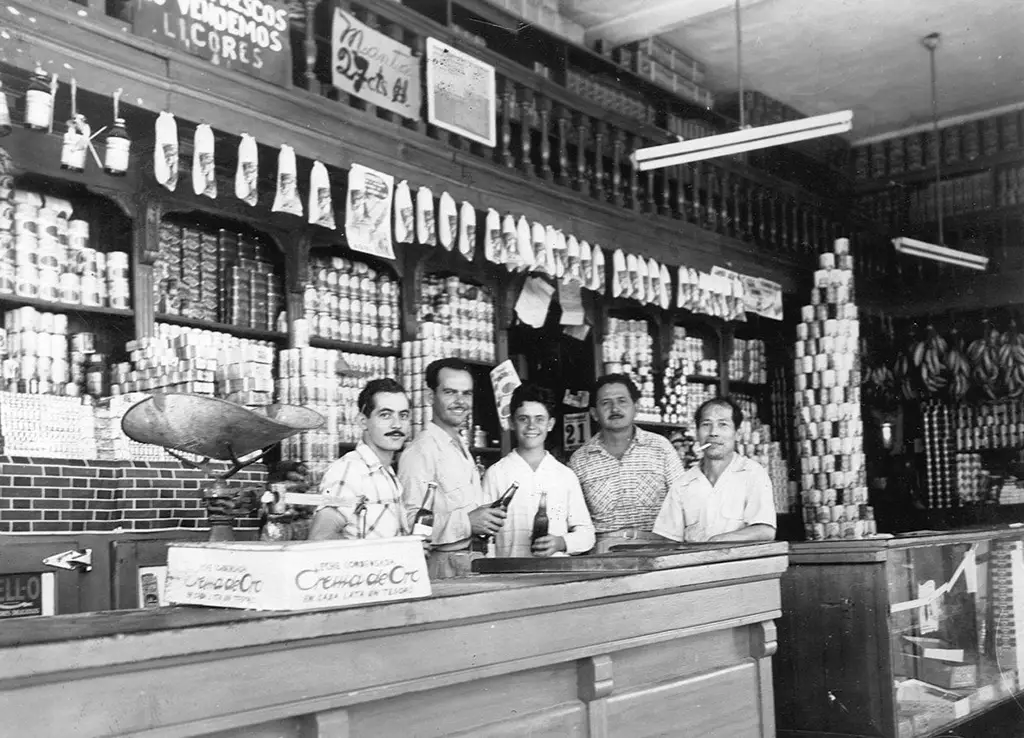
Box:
xmin=720 ymin=493 xmax=746 ymax=522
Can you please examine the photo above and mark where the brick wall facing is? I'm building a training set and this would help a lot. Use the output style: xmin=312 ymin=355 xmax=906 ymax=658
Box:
xmin=0 ymin=457 xmax=267 ymax=533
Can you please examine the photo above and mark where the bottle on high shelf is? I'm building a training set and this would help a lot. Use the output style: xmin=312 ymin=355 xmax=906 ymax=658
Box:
xmin=411 ymin=482 xmax=437 ymax=538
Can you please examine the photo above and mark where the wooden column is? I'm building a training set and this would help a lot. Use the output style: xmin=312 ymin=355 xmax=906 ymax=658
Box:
xmin=518 ymin=87 xmax=534 ymax=176
xmin=132 ymin=195 xmax=161 ymax=338
xmin=573 ymin=113 xmax=589 ymax=192
xmin=577 ymin=655 xmax=614 ymax=738
xmin=611 ymin=128 xmax=625 ymax=207
xmin=593 ymin=121 xmax=606 ymax=201
xmin=555 ymin=105 xmax=569 ymax=186
xmin=303 ymin=0 xmax=318 ymax=94
xmin=538 ymin=95 xmax=552 ymax=181
xmin=498 ymin=79 xmax=514 ymax=168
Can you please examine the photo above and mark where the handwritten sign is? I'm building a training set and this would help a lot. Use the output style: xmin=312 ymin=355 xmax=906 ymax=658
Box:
xmin=425 ymin=38 xmax=496 ymax=147
xmin=165 ymin=538 xmax=431 ymax=611
xmin=331 ymin=8 xmax=421 ymax=119
xmin=133 ymin=0 xmax=292 ymax=86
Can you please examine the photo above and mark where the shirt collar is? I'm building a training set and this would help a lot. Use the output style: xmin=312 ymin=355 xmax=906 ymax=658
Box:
xmin=686 ymin=453 xmax=748 ymax=485
xmin=585 ymin=425 xmax=651 ymax=454
xmin=355 ymin=441 xmax=390 ymax=473
xmin=424 ymin=421 xmax=470 ymax=453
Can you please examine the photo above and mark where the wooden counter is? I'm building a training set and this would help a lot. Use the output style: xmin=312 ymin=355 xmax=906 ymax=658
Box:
xmin=0 ymin=542 xmax=787 ymax=738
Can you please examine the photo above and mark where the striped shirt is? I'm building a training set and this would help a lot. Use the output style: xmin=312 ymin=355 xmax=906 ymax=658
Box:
xmin=569 ymin=427 xmax=686 ymax=533
xmin=308 ymin=442 xmax=408 ymax=541
xmin=398 ymin=421 xmax=484 ymax=550
xmin=483 ymin=450 xmax=595 ymax=557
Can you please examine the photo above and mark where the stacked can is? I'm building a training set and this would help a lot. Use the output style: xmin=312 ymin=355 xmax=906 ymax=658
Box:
xmin=922 ymin=400 xmax=955 ymax=507
xmin=954 ymin=452 xmax=986 ymax=503
xmin=276 ymin=348 xmax=396 ymax=483
xmin=401 ymin=339 xmax=475 ymax=442
xmin=0 ymin=391 xmax=97 ymax=459
xmin=732 ymin=393 xmax=793 ymax=513
xmin=0 ymin=181 xmax=16 ymax=293
xmin=304 ymin=255 xmax=400 ymax=347
xmin=94 ymin=393 xmax=186 ymax=462
xmin=111 ymin=323 xmax=276 ymax=398
xmin=991 ymin=540 xmax=1024 ymax=674
xmin=0 ymin=307 xmax=74 ymax=395
xmin=954 ymin=400 xmax=1024 ymax=451
xmin=415 ymin=275 xmax=495 ymax=363
xmin=602 ymin=317 xmax=659 ymax=422
xmin=793 ymin=239 xmax=874 ymax=540
xmin=215 ymin=345 xmax=275 ymax=408
xmin=659 ymin=327 xmax=718 ymax=425
xmin=730 ymin=338 xmax=767 ymax=384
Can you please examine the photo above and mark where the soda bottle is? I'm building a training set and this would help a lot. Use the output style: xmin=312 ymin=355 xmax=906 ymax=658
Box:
xmin=412 ymin=482 xmax=437 ymax=538
xmin=531 ymin=492 xmax=549 ymax=545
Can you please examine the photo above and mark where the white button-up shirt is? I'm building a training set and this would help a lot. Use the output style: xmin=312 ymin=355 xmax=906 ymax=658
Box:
xmin=398 ymin=422 xmax=484 ymax=550
xmin=308 ymin=442 xmax=408 ymax=541
xmin=653 ymin=454 xmax=776 ymax=543
xmin=483 ymin=450 xmax=596 ymax=557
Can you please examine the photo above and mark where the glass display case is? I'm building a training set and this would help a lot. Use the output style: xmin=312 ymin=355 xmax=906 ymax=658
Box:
xmin=775 ymin=527 xmax=1024 ymax=738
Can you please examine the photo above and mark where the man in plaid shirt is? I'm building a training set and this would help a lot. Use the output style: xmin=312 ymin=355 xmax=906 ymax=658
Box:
xmin=569 ymin=373 xmax=686 ymax=553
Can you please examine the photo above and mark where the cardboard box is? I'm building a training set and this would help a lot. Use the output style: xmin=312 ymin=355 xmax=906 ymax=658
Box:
xmin=919 ymin=658 xmax=978 ymax=689
xmin=165 ymin=537 xmax=431 ymax=612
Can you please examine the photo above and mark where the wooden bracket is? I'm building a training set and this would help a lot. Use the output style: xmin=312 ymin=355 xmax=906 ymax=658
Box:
xmin=577 ymin=654 xmax=614 ymax=701
xmin=134 ymin=195 xmax=163 ymax=266
xmin=750 ymin=620 xmax=778 ymax=659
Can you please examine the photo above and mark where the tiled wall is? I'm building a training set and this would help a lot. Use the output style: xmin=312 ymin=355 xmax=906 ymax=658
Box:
xmin=0 ymin=457 xmax=266 ymax=533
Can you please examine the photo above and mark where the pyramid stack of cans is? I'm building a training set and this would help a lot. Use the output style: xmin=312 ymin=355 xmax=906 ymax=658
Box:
xmin=794 ymin=239 xmax=875 ymax=540
xmin=277 ymin=348 xmax=396 ymax=484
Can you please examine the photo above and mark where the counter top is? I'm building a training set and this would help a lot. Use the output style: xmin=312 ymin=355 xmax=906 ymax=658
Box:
xmin=789 ymin=524 xmax=1024 ymax=564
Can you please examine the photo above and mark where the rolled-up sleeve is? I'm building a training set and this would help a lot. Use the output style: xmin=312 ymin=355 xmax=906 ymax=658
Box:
xmin=562 ymin=471 xmax=595 ymax=554
xmin=652 ymin=485 xmax=686 ymax=542
xmin=744 ymin=464 xmax=777 ymax=529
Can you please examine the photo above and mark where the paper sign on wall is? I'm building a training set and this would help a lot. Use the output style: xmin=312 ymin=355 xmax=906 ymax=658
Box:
xmin=425 ymin=38 xmax=496 ymax=147
xmin=562 ymin=411 xmax=591 ymax=452
xmin=490 ymin=360 xmax=522 ymax=431
xmin=345 ymin=163 xmax=395 ymax=259
xmin=332 ymin=8 xmax=421 ymax=119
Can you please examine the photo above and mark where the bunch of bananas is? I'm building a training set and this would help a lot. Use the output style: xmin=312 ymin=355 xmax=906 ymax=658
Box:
xmin=996 ymin=322 xmax=1024 ymax=398
xmin=910 ymin=325 xmax=949 ymax=397
xmin=894 ymin=352 xmax=916 ymax=400
xmin=967 ymin=320 xmax=1001 ymax=399
xmin=944 ymin=329 xmax=971 ymax=402
xmin=863 ymin=363 xmax=897 ymax=406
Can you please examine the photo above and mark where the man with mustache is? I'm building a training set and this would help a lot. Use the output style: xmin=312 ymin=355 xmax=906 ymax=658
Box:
xmin=308 ymin=378 xmax=412 ymax=541
xmin=653 ymin=397 xmax=776 ymax=543
xmin=569 ymin=373 xmax=686 ymax=553
xmin=399 ymin=358 xmax=505 ymax=578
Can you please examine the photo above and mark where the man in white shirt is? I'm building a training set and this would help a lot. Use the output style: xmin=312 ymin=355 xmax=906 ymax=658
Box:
xmin=399 ymin=358 xmax=506 ymax=578
xmin=308 ymin=378 xmax=411 ymax=541
xmin=653 ymin=397 xmax=776 ymax=543
xmin=484 ymin=384 xmax=595 ymax=558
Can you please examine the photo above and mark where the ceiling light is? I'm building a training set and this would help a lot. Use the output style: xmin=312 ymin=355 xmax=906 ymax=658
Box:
xmin=632 ymin=110 xmax=853 ymax=170
xmin=891 ymin=236 xmax=989 ymax=271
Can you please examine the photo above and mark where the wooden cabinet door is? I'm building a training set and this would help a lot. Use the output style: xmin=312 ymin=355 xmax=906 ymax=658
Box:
xmin=0 ymin=537 xmax=91 ymax=618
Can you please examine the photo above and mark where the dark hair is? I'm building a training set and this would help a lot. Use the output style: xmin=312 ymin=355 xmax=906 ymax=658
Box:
xmin=358 ymin=378 xmax=407 ymax=416
xmin=694 ymin=396 xmax=743 ymax=429
xmin=425 ymin=358 xmax=473 ymax=390
xmin=592 ymin=373 xmax=641 ymax=405
xmin=509 ymin=383 xmax=553 ymax=418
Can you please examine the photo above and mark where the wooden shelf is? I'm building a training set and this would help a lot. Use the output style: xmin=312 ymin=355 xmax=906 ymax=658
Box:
xmin=309 ymin=336 xmax=401 ymax=357
xmin=0 ymin=294 xmax=134 ymax=318
xmin=155 ymin=313 xmax=287 ymax=343
xmin=637 ymin=420 xmax=684 ymax=432
xmin=460 ymin=357 xmax=497 ymax=369
xmin=855 ymin=147 xmax=1024 ymax=194
xmin=686 ymin=375 xmax=721 ymax=385
xmin=728 ymin=380 xmax=769 ymax=391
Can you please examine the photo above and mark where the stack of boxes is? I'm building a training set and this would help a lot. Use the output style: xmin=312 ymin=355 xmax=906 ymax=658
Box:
xmin=489 ymin=0 xmax=585 ymax=44
xmin=414 ymin=275 xmax=495 ymax=363
xmin=565 ymin=69 xmax=655 ymax=126
xmin=278 ymin=348 xmax=396 ymax=483
xmin=109 ymin=324 xmax=275 ymax=398
xmin=793 ymin=239 xmax=874 ymax=539
xmin=730 ymin=338 xmax=767 ymax=384
xmin=303 ymin=255 xmax=400 ymax=347
xmin=0 ymin=392 xmax=96 ymax=459
xmin=155 ymin=224 xmax=283 ymax=331
xmin=733 ymin=394 xmax=793 ymax=513
xmin=94 ymin=394 xmax=188 ymax=462
xmin=601 ymin=317 xmax=659 ymax=422
xmin=2 ymin=188 xmax=130 ymax=308
xmin=612 ymin=38 xmax=714 ymax=109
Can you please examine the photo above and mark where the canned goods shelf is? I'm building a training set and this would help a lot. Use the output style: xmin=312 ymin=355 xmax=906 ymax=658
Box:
xmin=686 ymin=374 xmax=721 ymax=385
xmin=155 ymin=313 xmax=287 ymax=344
xmin=0 ymin=294 xmax=134 ymax=319
xmin=308 ymin=336 xmax=400 ymax=358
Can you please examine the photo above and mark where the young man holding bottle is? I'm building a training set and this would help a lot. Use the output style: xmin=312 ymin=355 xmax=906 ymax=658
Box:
xmin=483 ymin=384 xmax=595 ymax=558
xmin=399 ymin=358 xmax=507 ymax=578
xmin=308 ymin=378 xmax=412 ymax=541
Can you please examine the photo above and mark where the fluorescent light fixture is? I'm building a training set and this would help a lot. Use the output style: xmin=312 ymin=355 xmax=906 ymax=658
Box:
xmin=632 ymin=110 xmax=854 ymax=171
xmin=891 ymin=236 xmax=989 ymax=271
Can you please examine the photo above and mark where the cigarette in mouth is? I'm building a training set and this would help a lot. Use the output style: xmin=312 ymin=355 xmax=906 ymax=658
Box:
xmin=697 ymin=442 xmax=712 ymax=451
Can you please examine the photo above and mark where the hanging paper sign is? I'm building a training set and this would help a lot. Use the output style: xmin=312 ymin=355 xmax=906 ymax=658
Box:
xmin=590 ymin=246 xmax=606 ymax=294
xmin=458 ymin=201 xmax=476 ymax=260
xmin=416 ymin=186 xmax=436 ymax=245
xmin=133 ymin=0 xmax=292 ymax=87
xmin=235 ymin=133 xmax=258 ymax=206
xmin=438 ymin=191 xmax=457 ymax=250
xmin=192 ymin=123 xmax=216 ymax=199
xmin=490 ymin=360 xmax=523 ymax=431
xmin=345 ymin=163 xmax=395 ymax=259
xmin=425 ymin=37 xmax=496 ymax=147
xmin=272 ymin=144 xmax=302 ymax=217
xmin=393 ymin=180 xmax=414 ymax=244
xmin=742 ymin=275 xmax=784 ymax=320
xmin=331 ymin=8 xmax=422 ymax=120
xmin=515 ymin=216 xmax=533 ymax=271
xmin=308 ymin=161 xmax=336 ymax=230
xmin=484 ymin=209 xmax=501 ymax=264
xmin=154 ymin=111 xmax=178 ymax=192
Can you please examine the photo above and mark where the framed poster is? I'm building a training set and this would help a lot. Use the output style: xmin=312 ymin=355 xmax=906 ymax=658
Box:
xmin=425 ymin=37 xmax=496 ymax=147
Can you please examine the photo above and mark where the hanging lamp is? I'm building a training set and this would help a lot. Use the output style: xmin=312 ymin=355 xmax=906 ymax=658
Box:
xmin=891 ymin=33 xmax=989 ymax=271
xmin=631 ymin=0 xmax=853 ymax=171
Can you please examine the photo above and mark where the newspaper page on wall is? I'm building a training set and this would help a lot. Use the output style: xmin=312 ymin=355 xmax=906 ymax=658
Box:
xmin=345 ymin=163 xmax=395 ymax=259
xmin=332 ymin=8 xmax=421 ymax=119
xmin=425 ymin=37 xmax=496 ymax=147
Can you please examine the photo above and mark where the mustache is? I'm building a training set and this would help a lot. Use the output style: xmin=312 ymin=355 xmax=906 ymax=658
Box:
xmin=385 ymin=431 xmax=406 ymax=438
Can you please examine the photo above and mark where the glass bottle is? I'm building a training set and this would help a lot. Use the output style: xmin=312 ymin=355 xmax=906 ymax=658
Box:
xmin=24 ymin=67 xmax=53 ymax=131
xmin=531 ymin=492 xmax=549 ymax=545
xmin=411 ymin=482 xmax=437 ymax=538
xmin=103 ymin=117 xmax=131 ymax=176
